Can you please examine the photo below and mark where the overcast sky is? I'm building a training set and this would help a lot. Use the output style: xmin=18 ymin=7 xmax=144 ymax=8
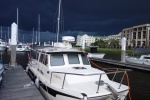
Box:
xmin=0 ymin=0 xmax=150 ymax=42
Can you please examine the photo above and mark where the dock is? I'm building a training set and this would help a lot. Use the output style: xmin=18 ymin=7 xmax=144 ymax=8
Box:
xmin=90 ymin=57 xmax=150 ymax=71
xmin=0 ymin=65 xmax=45 ymax=100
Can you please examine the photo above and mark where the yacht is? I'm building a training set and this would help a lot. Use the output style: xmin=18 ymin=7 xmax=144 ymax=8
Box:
xmin=27 ymin=0 xmax=130 ymax=99
xmin=0 ymin=39 xmax=7 ymax=51
xmin=125 ymin=54 xmax=150 ymax=65
xmin=16 ymin=43 xmax=30 ymax=52
xmin=26 ymin=36 xmax=130 ymax=100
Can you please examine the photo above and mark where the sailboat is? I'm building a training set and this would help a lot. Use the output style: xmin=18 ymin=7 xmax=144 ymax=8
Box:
xmin=26 ymin=0 xmax=131 ymax=100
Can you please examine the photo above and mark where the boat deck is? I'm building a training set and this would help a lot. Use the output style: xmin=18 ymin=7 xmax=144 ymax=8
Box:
xmin=90 ymin=58 xmax=150 ymax=71
xmin=0 ymin=65 xmax=45 ymax=100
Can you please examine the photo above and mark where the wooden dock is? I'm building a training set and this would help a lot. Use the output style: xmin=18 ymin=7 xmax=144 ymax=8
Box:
xmin=0 ymin=65 xmax=45 ymax=100
xmin=90 ymin=57 xmax=150 ymax=71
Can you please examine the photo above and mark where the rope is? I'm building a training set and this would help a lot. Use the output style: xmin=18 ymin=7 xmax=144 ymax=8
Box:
xmin=125 ymin=72 xmax=131 ymax=100
xmin=81 ymin=51 xmax=132 ymax=100
xmin=24 ymin=82 xmax=34 ymax=88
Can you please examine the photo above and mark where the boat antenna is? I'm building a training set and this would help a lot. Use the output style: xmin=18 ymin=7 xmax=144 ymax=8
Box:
xmin=17 ymin=8 xmax=19 ymax=43
xmin=38 ymin=14 xmax=40 ymax=45
xmin=1 ymin=26 xmax=3 ymax=39
xmin=32 ymin=28 xmax=34 ymax=45
xmin=56 ymin=0 xmax=61 ymax=43
xmin=8 ymin=27 xmax=9 ymax=42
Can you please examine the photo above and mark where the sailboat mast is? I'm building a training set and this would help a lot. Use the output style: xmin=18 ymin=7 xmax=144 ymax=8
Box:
xmin=8 ymin=27 xmax=9 ymax=42
xmin=17 ymin=8 xmax=19 ymax=42
xmin=1 ymin=26 xmax=3 ymax=39
xmin=56 ymin=0 xmax=61 ymax=43
xmin=36 ymin=30 xmax=37 ymax=44
xmin=38 ymin=14 xmax=40 ymax=45
xmin=32 ymin=28 xmax=34 ymax=44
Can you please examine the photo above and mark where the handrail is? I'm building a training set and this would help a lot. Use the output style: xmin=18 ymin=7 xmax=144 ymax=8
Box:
xmin=50 ymin=68 xmax=132 ymax=92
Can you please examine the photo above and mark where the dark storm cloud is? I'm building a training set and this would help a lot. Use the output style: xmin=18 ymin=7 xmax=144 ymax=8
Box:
xmin=0 ymin=0 xmax=150 ymax=41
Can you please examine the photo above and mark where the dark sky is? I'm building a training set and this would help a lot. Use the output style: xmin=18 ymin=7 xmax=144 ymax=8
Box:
xmin=0 ymin=0 xmax=150 ymax=42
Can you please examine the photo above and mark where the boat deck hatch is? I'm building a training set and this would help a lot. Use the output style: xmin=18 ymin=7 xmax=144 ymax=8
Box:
xmin=73 ymin=67 xmax=86 ymax=69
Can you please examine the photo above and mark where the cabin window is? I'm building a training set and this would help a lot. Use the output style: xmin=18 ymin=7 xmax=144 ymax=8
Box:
xmin=40 ymin=54 xmax=44 ymax=63
xmin=144 ymin=57 xmax=150 ymax=59
xmin=50 ymin=54 xmax=64 ymax=66
xmin=68 ymin=54 xmax=80 ymax=64
xmin=36 ymin=53 xmax=39 ymax=60
xmin=43 ymin=55 xmax=48 ymax=65
xmin=81 ymin=54 xmax=90 ymax=65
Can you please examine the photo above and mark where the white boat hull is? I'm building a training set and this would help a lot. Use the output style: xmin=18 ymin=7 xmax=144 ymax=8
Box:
xmin=125 ymin=56 xmax=150 ymax=65
xmin=87 ymin=53 xmax=105 ymax=58
xmin=0 ymin=46 xmax=7 ymax=51
xmin=39 ymin=83 xmax=128 ymax=100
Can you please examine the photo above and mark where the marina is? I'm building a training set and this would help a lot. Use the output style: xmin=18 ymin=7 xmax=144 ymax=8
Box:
xmin=0 ymin=51 xmax=150 ymax=100
xmin=0 ymin=0 xmax=150 ymax=100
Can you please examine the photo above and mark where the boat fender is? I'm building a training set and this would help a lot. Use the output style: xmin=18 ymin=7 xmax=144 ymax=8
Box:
xmin=35 ymin=78 xmax=40 ymax=88
xmin=25 ymin=66 xmax=29 ymax=73
xmin=81 ymin=93 xmax=88 ymax=100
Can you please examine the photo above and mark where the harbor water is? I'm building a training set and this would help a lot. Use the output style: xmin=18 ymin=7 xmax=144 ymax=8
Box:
xmin=1 ymin=51 xmax=150 ymax=100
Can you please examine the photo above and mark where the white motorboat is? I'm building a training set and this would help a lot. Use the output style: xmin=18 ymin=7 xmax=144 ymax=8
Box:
xmin=16 ymin=43 xmax=30 ymax=52
xmin=87 ymin=53 xmax=105 ymax=58
xmin=125 ymin=54 xmax=150 ymax=65
xmin=0 ymin=39 xmax=7 ymax=51
xmin=26 ymin=36 xmax=130 ymax=100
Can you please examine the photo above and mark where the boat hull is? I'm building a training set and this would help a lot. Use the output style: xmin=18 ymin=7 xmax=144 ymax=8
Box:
xmin=39 ymin=83 xmax=128 ymax=100
xmin=0 ymin=46 xmax=7 ymax=51
xmin=125 ymin=57 xmax=150 ymax=65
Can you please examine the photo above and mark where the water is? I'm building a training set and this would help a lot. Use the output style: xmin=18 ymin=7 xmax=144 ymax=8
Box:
xmin=1 ymin=51 xmax=150 ymax=100
xmin=94 ymin=53 xmax=150 ymax=100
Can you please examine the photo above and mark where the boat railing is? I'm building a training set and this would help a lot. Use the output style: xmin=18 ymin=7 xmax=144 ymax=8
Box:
xmin=50 ymin=68 xmax=131 ymax=93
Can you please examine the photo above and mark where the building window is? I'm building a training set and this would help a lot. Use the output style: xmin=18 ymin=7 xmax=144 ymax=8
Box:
xmin=133 ymin=32 xmax=136 ymax=39
xmin=138 ymin=32 xmax=141 ymax=39
xmin=143 ymin=31 xmax=146 ymax=39
xmin=143 ymin=27 xmax=146 ymax=30
xmin=138 ymin=27 xmax=142 ymax=31
xmin=137 ymin=41 xmax=141 ymax=46
xmin=133 ymin=28 xmax=137 ymax=31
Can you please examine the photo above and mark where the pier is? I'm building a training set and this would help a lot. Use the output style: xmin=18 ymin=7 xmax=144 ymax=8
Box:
xmin=90 ymin=57 xmax=150 ymax=71
xmin=0 ymin=65 xmax=45 ymax=100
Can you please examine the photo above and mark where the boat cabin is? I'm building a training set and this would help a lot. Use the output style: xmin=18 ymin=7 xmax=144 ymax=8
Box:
xmin=34 ymin=48 xmax=90 ymax=69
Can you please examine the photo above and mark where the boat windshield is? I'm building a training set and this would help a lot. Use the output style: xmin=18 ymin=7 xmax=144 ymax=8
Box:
xmin=144 ymin=57 xmax=150 ymax=59
xmin=68 ymin=54 xmax=80 ymax=64
xmin=81 ymin=54 xmax=90 ymax=65
xmin=18 ymin=45 xmax=22 ymax=48
xmin=50 ymin=53 xmax=90 ymax=66
xmin=50 ymin=54 xmax=64 ymax=66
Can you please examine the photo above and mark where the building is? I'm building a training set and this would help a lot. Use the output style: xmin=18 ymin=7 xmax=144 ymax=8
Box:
xmin=76 ymin=34 xmax=95 ymax=46
xmin=122 ymin=24 xmax=150 ymax=47
xmin=76 ymin=33 xmax=121 ymax=46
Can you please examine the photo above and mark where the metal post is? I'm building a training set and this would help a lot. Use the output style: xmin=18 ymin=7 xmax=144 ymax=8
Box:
xmin=96 ymin=74 xmax=102 ymax=93
xmin=62 ymin=74 xmax=66 ymax=89
xmin=118 ymin=71 xmax=126 ymax=89
xmin=112 ymin=69 xmax=118 ymax=81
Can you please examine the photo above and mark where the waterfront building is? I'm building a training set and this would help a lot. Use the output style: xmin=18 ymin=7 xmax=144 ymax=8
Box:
xmin=76 ymin=34 xmax=95 ymax=46
xmin=76 ymin=33 xmax=121 ymax=46
xmin=121 ymin=24 xmax=150 ymax=48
